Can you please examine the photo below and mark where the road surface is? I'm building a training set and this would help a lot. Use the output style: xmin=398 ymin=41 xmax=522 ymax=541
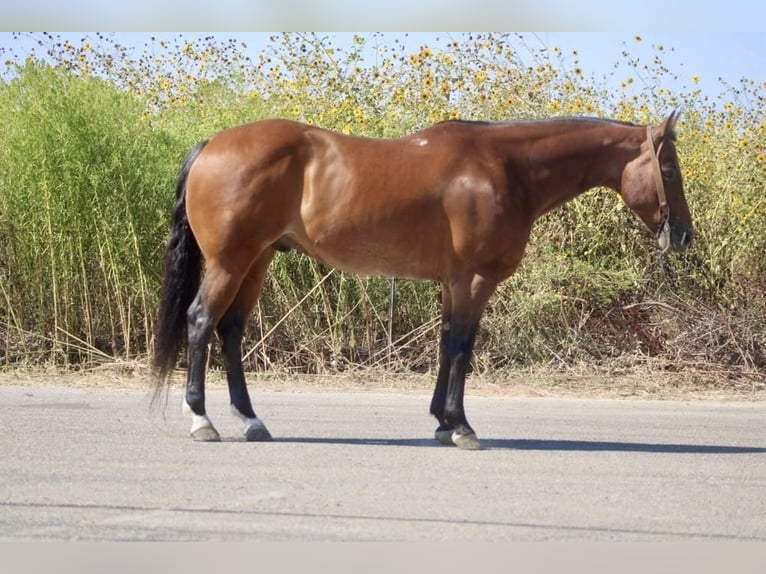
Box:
xmin=1 ymin=384 xmax=764 ymax=541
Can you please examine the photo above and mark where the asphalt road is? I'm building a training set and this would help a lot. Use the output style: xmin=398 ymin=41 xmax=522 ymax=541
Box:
xmin=1 ymin=384 xmax=765 ymax=541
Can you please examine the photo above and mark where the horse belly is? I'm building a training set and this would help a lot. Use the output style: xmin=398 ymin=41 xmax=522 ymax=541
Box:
xmin=296 ymin=136 xmax=452 ymax=279
xmin=294 ymin=188 xmax=446 ymax=279
xmin=297 ymin=227 xmax=443 ymax=280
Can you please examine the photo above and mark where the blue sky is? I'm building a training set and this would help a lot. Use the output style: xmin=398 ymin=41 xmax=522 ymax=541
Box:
xmin=532 ymin=33 xmax=764 ymax=100
xmin=3 ymin=32 xmax=762 ymax=104
xmin=2 ymin=0 xmax=766 ymax=31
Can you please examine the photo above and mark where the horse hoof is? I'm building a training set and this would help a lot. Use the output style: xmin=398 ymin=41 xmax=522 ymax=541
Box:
xmin=245 ymin=421 xmax=272 ymax=442
xmin=453 ymin=432 xmax=483 ymax=450
xmin=435 ymin=425 xmax=482 ymax=449
xmin=191 ymin=426 xmax=221 ymax=442
xmin=434 ymin=427 xmax=455 ymax=446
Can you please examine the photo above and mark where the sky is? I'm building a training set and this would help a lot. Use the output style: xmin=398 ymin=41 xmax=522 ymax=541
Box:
xmin=2 ymin=0 xmax=766 ymax=30
xmin=531 ymin=33 xmax=764 ymax=101
xmin=2 ymin=32 xmax=763 ymax=105
xmin=1 ymin=1 xmax=764 ymax=107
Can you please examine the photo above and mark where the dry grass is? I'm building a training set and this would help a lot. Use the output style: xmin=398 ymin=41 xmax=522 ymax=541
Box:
xmin=1 ymin=362 xmax=763 ymax=402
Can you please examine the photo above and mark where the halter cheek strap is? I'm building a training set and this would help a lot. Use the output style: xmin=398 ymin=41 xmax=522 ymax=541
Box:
xmin=647 ymin=126 xmax=671 ymax=252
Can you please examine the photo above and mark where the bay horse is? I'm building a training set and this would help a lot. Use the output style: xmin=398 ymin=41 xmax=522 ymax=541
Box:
xmin=152 ymin=112 xmax=692 ymax=450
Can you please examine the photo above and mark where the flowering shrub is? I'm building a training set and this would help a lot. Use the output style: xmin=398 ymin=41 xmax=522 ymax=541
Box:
xmin=1 ymin=33 xmax=763 ymax=380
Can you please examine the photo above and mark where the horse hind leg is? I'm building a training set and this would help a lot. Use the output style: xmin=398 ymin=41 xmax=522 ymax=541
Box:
xmin=184 ymin=263 xmax=248 ymax=442
xmin=184 ymin=290 xmax=220 ymax=441
xmin=217 ymin=250 xmax=275 ymax=441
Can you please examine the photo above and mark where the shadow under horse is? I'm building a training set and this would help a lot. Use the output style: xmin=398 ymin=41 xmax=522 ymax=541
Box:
xmin=152 ymin=113 xmax=693 ymax=450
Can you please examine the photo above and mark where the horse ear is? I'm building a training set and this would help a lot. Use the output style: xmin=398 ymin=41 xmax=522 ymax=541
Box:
xmin=663 ymin=110 xmax=679 ymax=139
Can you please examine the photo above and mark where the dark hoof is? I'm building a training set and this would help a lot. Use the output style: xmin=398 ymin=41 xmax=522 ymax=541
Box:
xmin=191 ymin=426 xmax=221 ymax=442
xmin=434 ymin=427 xmax=455 ymax=446
xmin=245 ymin=424 xmax=272 ymax=442
xmin=243 ymin=417 xmax=272 ymax=442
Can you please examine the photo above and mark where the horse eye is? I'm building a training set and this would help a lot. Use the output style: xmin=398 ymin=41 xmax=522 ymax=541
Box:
xmin=662 ymin=167 xmax=677 ymax=181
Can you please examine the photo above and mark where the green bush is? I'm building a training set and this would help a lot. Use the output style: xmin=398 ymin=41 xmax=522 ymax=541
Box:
xmin=0 ymin=61 xmax=179 ymax=363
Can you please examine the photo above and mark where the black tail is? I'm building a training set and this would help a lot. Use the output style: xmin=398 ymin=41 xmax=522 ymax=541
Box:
xmin=151 ymin=140 xmax=208 ymax=395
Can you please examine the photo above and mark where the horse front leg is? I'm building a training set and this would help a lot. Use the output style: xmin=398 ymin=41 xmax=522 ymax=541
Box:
xmin=442 ymin=319 xmax=481 ymax=450
xmin=433 ymin=273 xmax=496 ymax=450
xmin=430 ymin=286 xmax=453 ymax=443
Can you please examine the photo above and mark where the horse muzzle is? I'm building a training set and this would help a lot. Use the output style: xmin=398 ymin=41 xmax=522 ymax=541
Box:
xmin=658 ymin=221 xmax=693 ymax=253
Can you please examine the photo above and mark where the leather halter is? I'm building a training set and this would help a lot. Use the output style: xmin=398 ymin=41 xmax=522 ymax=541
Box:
xmin=647 ymin=125 xmax=671 ymax=251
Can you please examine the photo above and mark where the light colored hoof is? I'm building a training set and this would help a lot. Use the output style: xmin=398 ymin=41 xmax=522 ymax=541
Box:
xmin=435 ymin=426 xmax=483 ymax=449
xmin=244 ymin=420 xmax=272 ymax=442
xmin=191 ymin=426 xmax=221 ymax=442
xmin=453 ymin=432 xmax=483 ymax=451
xmin=190 ymin=412 xmax=219 ymax=442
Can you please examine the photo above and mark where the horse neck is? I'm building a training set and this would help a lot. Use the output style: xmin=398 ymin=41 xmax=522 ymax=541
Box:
xmin=494 ymin=120 xmax=644 ymax=218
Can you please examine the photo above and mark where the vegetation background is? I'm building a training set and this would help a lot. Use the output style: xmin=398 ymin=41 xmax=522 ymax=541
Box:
xmin=0 ymin=33 xmax=763 ymax=391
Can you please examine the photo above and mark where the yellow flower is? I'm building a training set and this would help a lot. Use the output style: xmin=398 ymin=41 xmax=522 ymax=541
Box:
xmin=692 ymin=74 xmax=699 ymax=84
